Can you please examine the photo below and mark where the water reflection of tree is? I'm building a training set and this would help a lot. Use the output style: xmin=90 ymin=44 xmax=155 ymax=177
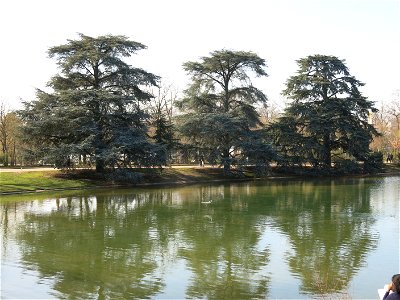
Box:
xmin=178 ymin=185 xmax=270 ymax=299
xmin=11 ymin=192 xmax=181 ymax=299
xmin=251 ymin=179 xmax=378 ymax=296
xmin=5 ymin=187 xmax=271 ymax=299
xmin=2 ymin=178 xmax=379 ymax=299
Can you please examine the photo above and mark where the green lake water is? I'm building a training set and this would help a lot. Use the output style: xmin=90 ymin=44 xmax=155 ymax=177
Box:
xmin=1 ymin=176 xmax=399 ymax=299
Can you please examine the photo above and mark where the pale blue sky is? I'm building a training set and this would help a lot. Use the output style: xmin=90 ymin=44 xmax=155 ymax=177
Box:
xmin=1 ymin=0 xmax=399 ymax=110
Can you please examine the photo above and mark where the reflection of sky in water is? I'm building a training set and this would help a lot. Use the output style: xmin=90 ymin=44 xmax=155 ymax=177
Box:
xmin=1 ymin=240 xmax=60 ymax=299
xmin=257 ymin=223 xmax=306 ymax=299
xmin=349 ymin=176 xmax=399 ymax=299
xmin=155 ymin=259 xmax=190 ymax=298
xmin=23 ymin=196 xmax=98 ymax=215
xmin=1 ymin=176 xmax=399 ymax=299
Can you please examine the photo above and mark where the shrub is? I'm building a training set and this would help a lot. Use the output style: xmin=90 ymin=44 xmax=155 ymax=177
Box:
xmin=333 ymin=159 xmax=362 ymax=175
xmin=363 ymin=151 xmax=384 ymax=174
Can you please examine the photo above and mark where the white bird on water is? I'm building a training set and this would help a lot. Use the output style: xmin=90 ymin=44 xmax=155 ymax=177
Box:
xmin=201 ymin=200 xmax=213 ymax=204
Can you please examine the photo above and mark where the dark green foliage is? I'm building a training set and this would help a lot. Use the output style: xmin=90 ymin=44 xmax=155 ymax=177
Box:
xmin=239 ymin=130 xmax=276 ymax=176
xmin=268 ymin=115 xmax=320 ymax=168
xmin=177 ymin=49 xmax=273 ymax=174
xmin=106 ymin=169 xmax=144 ymax=184
xmin=149 ymin=99 xmax=176 ymax=164
xmin=332 ymin=159 xmax=362 ymax=175
xmin=19 ymin=34 xmax=161 ymax=171
xmin=153 ymin=115 xmax=174 ymax=145
xmin=363 ymin=151 xmax=384 ymax=174
xmin=270 ymin=55 xmax=379 ymax=173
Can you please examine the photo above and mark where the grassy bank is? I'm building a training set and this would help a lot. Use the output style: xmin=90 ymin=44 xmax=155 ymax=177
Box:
xmin=0 ymin=170 xmax=95 ymax=194
xmin=0 ymin=167 xmax=234 ymax=195
xmin=1 ymin=164 xmax=399 ymax=195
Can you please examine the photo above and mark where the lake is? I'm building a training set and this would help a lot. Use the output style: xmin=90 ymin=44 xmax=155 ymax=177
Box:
xmin=1 ymin=176 xmax=399 ymax=299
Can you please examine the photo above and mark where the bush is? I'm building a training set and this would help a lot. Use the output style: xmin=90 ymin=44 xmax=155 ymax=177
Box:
xmin=363 ymin=151 xmax=384 ymax=174
xmin=333 ymin=159 xmax=362 ymax=175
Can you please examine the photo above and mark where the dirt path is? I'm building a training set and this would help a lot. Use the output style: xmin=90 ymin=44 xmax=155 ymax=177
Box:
xmin=0 ymin=167 xmax=58 ymax=173
xmin=0 ymin=165 xmax=213 ymax=173
xmin=1 ymin=163 xmax=398 ymax=174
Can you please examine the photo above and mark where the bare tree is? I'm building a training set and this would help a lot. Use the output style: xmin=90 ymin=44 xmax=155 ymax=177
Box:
xmin=370 ymin=91 xmax=400 ymax=161
xmin=148 ymin=83 xmax=179 ymax=164
xmin=0 ymin=102 xmax=21 ymax=166
xmin=370 ymin=101 xmax=392 ymax=153
xmin=0 ymin=102 xmax=8 ymax=165
xmin=387 ymin=91 xmax=400 ymax=158
xmin=148 ymin=83 xmax=178 ymax=125
xmin=258 ymin=99 xmax=283 ymax=126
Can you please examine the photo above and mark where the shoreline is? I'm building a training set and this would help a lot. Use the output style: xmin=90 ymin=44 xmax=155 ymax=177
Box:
xmin=1 ymin=165 xmax=399 ymax=196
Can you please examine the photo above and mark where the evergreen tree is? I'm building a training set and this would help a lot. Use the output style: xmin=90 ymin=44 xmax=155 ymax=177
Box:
xmin=148 ymin=85 xmax=177 ymax=165
xmin=177 ymin=50 xmax=270 ymax=173
xmin=270 ymin=55 xmax=379 ymax=171
xmin=19 ymin=34 xmax=160 ymax=171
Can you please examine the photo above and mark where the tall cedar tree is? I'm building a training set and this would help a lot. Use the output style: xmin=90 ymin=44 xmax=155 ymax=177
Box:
xmin=271 ymin=55 xmax=378 ymax=169
xmin=19 ymin=34 xmax=160 ymax=171
xmin=177 ymin=50 xmax=269 ymax=173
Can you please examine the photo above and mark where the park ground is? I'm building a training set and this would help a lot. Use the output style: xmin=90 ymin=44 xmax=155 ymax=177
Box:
xmin=1 ymin=164 xmax=399 ymax=195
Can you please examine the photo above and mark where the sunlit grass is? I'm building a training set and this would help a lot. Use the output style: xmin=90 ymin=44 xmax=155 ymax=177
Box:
xmin=0 ymin=167 xmax=228 ymax=195
xmin=0 ymin=171 xmax=92 ymax=194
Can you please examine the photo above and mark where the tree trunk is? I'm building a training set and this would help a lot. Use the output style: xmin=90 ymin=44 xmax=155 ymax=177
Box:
xmin=2 ymin=139 xmax=8 ymax=167
xmin=3 ymin=151 xmax=8 ymax=167
xmin=323 ymin=133 xmax=331 ymax=169
xmin=96 ymin=158 xmax=105 ymax=173
xmin=11 ymin=141 xmax=16 ymax=166
xmin=222 ymin=148 xmax=231 ymax=174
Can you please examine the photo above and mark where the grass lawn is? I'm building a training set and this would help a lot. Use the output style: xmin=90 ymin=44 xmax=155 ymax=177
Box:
xmin=0 ymin=170 xmax=94 ymax=194
xmin=0 ymin=167 xmax=231 ymax=195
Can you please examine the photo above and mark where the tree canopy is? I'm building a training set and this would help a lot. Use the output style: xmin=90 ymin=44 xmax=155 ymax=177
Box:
xmin=19 ymin=34 xmax=161 ymax=171
xmin=269 ymin=54 xmax=379 ymax=172
xmin=177 ymin=49 xmax=271 ymax=173
xmin=15 ymin=35 xmax=386 ymax=175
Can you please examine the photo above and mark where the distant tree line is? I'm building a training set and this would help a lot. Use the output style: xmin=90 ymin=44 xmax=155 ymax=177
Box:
xmin=1 ymin=34 xmax=398 ymax=174
xmin=0 ymin=103 xmax=22 ymax=166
